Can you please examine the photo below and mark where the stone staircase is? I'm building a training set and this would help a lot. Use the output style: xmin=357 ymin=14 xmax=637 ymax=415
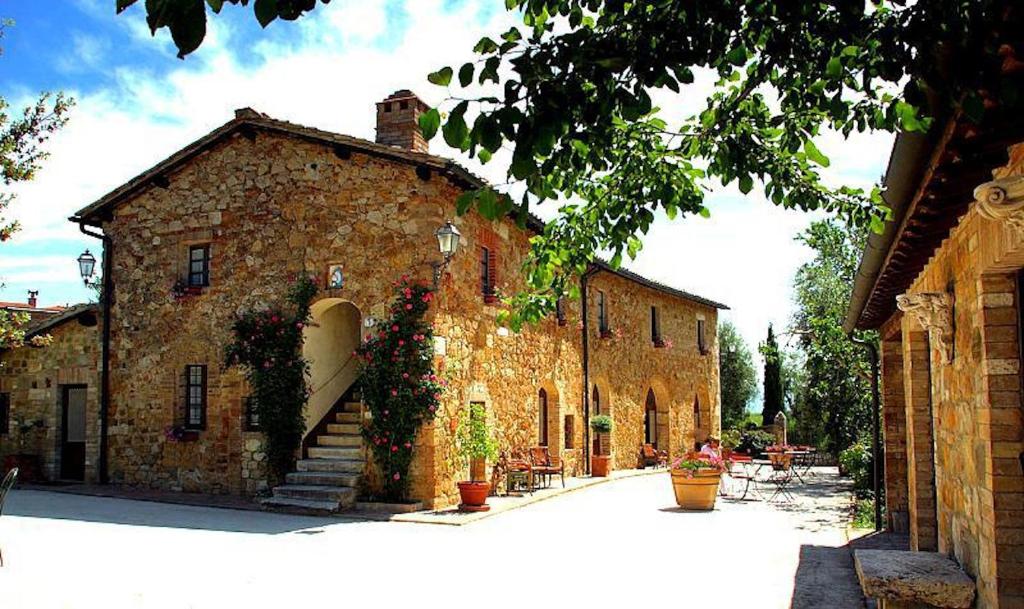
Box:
xmin=260 ymin=398 xmax=366 ymax=515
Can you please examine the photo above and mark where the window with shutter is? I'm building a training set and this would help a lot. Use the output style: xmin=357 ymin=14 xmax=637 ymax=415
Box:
xmin=184 ymin=365 xmax=207 ymax=430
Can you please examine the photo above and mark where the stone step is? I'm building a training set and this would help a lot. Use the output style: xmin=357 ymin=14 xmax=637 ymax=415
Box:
xmin=286 ymin=471 xmax=360 ymax=487
xmin=327 ymin=423 xmax=361 ymax=435
xmin=335 ymin=412 xmax=364 ymax=424
xmin=318 ymin=434 xmax=361 ymax=448
xmin=296 ymin=458 xmax=364 ymax=473
xmin=307 ymin=446 xmax=363 ymax=460
xmin=341 ymin=401 xmax=362 ymax=413
xmin=273 ymin=484 xmax=357 ymax=505
xmin=259 ymin=495 xmax=340 ymax=516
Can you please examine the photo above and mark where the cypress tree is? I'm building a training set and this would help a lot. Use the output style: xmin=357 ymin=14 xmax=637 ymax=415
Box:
xmin=761 ymin=324 xmax=784 ymax=429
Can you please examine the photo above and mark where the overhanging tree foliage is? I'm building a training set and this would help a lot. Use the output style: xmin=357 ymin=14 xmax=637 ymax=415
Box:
xmin=123 ymin=1 xmax=1022 ymax=325
xmin=790 ymin=219 xmax=873 ymax=454
xmin=718 ymin=320 xmax=756 ymax=430
xmin=760 ymin=324 xmax=784 ymax=429
xmin=0 ymin=19 xmax=72 ymax=350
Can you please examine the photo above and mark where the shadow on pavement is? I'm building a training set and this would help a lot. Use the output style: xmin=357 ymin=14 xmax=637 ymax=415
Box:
xmin=5 ymin=489 xmax=362 ymax=535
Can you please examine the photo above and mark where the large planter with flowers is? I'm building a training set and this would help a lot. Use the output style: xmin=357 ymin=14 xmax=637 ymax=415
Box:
xmin=455 ymin=403 xmax=498 ymax=512
xmin=589 ymin=414 xmax=613 ymax=477
xmin=669 ymin=458 xmax=725 ymax=510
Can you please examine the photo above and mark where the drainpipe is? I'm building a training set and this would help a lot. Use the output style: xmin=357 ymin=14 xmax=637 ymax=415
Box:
xmin=78 ymin=222 xmax=112 ymax=484
xmin=581 ymin=265 xmax=601 ymax=476
xmin=851 ymin=335 xmax=882 ymax=532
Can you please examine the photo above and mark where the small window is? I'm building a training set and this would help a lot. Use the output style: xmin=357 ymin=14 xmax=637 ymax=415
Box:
xmin=244 ymin=396 xmax=260 ymax=431
xmin=651 ymin=306 xmax=661 ymax=344
xmin=592 ymin=385 xmax=601 ymax=416
xmin=697 ymin=319 xmax=707 ymax=354
xmin=597 ymin=290 xmax=609 ymax=333
xmin=556 ymin=297 xmax=567 ymax=326
xmin=538 ymin=389 xmax=549 ymax=447
xmin=693 ymin=397 xmax=701 ymax=430
xmin=0 ymin=393 xmax=9 ymax=435
xmin=564 ymin=415 xmax=575 ymax=449
xmin=184 ymin=365 xmax=207 ymax=430
xmin=480 ymin=246 xmax=492 ymax=298
xmin=188 ymin=245 xmax=210 ymax=288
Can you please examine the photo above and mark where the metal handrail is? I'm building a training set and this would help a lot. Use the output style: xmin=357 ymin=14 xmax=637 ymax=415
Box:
xmin=308 ymin=352 xmax=359 ymax=397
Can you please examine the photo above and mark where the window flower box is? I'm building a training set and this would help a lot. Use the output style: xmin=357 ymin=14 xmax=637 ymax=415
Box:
xmin=654 ymin=338 xmax=674 ymax=349
xmin=600 ymin=327 xmax=621 ymax=340
xmin=165 ymin=426 xmax=200 ymax=443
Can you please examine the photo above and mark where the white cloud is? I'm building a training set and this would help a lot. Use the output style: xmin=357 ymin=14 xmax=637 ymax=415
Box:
xmin=2 ymin=0 xmax=890 ymax=364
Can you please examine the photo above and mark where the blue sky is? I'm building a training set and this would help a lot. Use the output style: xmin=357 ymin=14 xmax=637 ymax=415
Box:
xmin=0 ymin=0 xmax=892 ymax=370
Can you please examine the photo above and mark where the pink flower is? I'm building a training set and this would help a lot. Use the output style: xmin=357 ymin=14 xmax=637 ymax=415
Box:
xmin=391 ymin=445 xmax=398 ymax=452
xmin=384 ymin=410 xmax=389 ymax=416
xmin=405 ymin=303 xmax=413 ymax=310
xmin=401 ymin=274 xmax=409 ymax=282
xmin=393 ymin=472 xmax=401 ymax=481
xmin=391 ymin=325 xmax=399 ymax=332
xmin=428 ymin=405 xmax=436 ymax=412
xmin=295 ymin=322 xmax=304 ymax=329
xmin=402 ymin=372 xmax=409 ymax=379
xmin=404 ymin=288 xmax=412 ymax=298
xmin=404 ymin=441 xmax=412 ymax=449
xmin=271 ymin=315 xmax=279 ymax=323
xmin=263 ymin=361 xmax=272 ymax=369
xmin=398 ymin=339 xmax=405 ymax=346
xmin=391 ymin=389 xmax=398 ymax=397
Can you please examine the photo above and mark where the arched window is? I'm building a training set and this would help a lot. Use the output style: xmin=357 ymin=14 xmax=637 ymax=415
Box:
xmin=644 ymin=389 xmax=658 ymax=447
xmin=592 ymin=385 xmax=601 ymax=416
xmin=538 ymin=388 xmax=549 ymax=446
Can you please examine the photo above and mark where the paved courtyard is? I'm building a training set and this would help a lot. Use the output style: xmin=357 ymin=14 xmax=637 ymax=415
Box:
xmin=1 ymin=468 xmax=864 ymax=609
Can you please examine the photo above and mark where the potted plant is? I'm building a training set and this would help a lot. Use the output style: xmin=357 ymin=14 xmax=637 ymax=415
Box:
xmin=3 ymin=417 xmax=45 ymax=482
xmin=669 ymin=456 xmax=727 ymax=510
xmin=454 ymin=403 xmax=498 ymax=512
xmin=590 ymin=414 xmax=613 ymax=477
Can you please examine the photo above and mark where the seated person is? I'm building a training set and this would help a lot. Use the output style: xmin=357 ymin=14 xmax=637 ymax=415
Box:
xmin=699 ymin=436 xmax=722 ymax=460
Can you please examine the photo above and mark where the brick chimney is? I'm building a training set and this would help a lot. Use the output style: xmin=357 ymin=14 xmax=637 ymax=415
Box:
xmin=27 ymin=290 xmax=38 ymax=308
xmin=375 ymin=90 xmax=430 ymax=153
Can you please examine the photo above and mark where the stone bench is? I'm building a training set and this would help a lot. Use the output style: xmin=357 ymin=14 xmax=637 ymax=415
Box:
xmin=854 ymin=549 xmax=976 ymax=609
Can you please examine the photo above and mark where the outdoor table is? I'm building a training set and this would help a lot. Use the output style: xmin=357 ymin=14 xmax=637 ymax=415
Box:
xmin=785 ymin=450 xmax=811 ymax=483
xmin=730 ymin=458 xmax=767 ymax=500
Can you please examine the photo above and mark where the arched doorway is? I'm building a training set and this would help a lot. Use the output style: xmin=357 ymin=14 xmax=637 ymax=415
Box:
xmin=644 ymin=389 xmax=658 ymax=448
xmin=302 ymin=299 xmax=361 ymax=439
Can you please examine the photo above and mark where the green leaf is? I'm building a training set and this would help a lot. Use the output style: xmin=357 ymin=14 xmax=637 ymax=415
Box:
xmin=455 ymin=191 xmax=476 ymax=215
xmin=116 ymin=0 xmax=138 ymax=13
xmin=418 ymin=108 xmax=441 ymax=140
xmin=442 ymin=102 xmax=469 ymax=149
xmin=428 ymin=67 xmax=453 ymax=86
xmin=738 ymin=174 xmax=753 ymax=194
xmin=458 ymin=63 xmax=474 ymax=87
xmin=254 ymin=0 xmax=278 ymax=28
xmin=804 ymin=139 xmax=830 ymax=167
xmin=477 ymin=189 xmax=501 ymax=219
xmin=473 ymin=37 xmax=498 ymax=54
xmin=826 ymin=57 xmax=842 ymax=79
xmin=206 ymin=0 xmax=224 ymax=12
xmin=725 ymin=45 xmax=747 ymax=66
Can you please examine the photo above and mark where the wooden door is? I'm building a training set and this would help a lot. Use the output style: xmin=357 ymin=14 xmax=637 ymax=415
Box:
xmin=61 ymin=385 xmax=87 ymax=481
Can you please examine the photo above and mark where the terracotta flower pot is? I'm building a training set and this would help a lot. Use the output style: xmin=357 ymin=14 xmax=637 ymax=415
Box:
xmin=592 ymin=454 xmax=611 ymax=477
xmin=457 ymin=481 xmax=491 ymax=512
xmin=670 ymin=469 xmax=721 ymax=510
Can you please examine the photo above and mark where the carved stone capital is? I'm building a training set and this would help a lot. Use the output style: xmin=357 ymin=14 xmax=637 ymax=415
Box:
xmin=974 ymin=175 xmax=1024 ymax=233
xmin=896 ymin=292 xmax=954 ymax=363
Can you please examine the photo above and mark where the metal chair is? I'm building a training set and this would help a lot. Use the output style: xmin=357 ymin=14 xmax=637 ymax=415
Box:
xmin=0 ymin=468 xmax=19 ymax=567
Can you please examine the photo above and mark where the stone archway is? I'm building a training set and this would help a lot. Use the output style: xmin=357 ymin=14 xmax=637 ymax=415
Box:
xmin=644 ymin=379 xmax=672 ymax=455
xmin=538 ymin=381 xmax=562 ymax=464
xmin=694 ymin=386 xmax=713 ymax=448
xmin=302 ymin=298 xmax=361 ymax=439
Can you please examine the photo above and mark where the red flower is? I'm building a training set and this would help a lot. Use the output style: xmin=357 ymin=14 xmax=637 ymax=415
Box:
xmin=405 ymin=303 xmax=413 ymax=310
xmin=391 ymin=389 xmax=398 ymax=397
xmin=393 ymin=472 xmax=401 ymax=481
xmin=391 ymin=445 xmax=398 ymax=452
xmin=391 ymin=325 xmax=399 ymax=332
xmin=404 ymin=441 xmax=412 ymax=449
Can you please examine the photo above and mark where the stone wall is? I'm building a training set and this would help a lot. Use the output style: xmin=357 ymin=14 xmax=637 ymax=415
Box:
xmin=587 ymin=271 xmax=720 ymax=469
xmin=881 ymin=141 xmax=1024 ymax=608
xmin=97 ymin=127 xmax=722 ymax=508
xmin=0 ymin=316 xmax=101 ymax=482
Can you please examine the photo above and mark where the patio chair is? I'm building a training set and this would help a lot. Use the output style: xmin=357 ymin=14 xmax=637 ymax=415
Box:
xmin=764 ymin=454 xmax=795 ymax=502
xmin=637 ymin=444 xmax=667 ymax=468
xmin=529 ymin=447 xmax=564 ymax=488
xmin=503 ymin=450 xmax=534 ymax=495
xmin=0 ymin=468 xmax=19 ymax=567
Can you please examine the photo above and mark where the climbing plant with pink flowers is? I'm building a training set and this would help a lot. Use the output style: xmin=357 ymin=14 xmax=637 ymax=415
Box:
xmin=356 ymin=276 xmax=445 ymax=502
xmin=224 ymin=274 xmax=318 ymax=484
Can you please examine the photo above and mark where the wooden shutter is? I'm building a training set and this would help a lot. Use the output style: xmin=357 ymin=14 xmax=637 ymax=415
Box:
xmin=480 ymin=228 xmax=499 ymax=303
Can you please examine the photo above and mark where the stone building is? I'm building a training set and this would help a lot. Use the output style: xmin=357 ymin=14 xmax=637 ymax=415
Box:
xmin=1 ymin=291 xmax=67 ymax=323
xmin=0 ymin=304 xmax=101 ymax=482
xmin=68 ymin=90 xmax=725 ymax=509
xmin=845 ymin=104 xmax=1024 ymax=605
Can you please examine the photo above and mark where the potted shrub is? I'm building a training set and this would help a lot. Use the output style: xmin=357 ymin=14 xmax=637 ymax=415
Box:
xmin=454 ymin=403 xmax=498 ymax=512
xmin=590 ymin=414 xmax=613 ymax=477
xmin=669 ymin=456 xmax=727 ymax=510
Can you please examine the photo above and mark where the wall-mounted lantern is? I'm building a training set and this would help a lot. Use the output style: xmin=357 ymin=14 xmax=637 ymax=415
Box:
xmin=432 ymin=220 xmax=461 ymax=289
